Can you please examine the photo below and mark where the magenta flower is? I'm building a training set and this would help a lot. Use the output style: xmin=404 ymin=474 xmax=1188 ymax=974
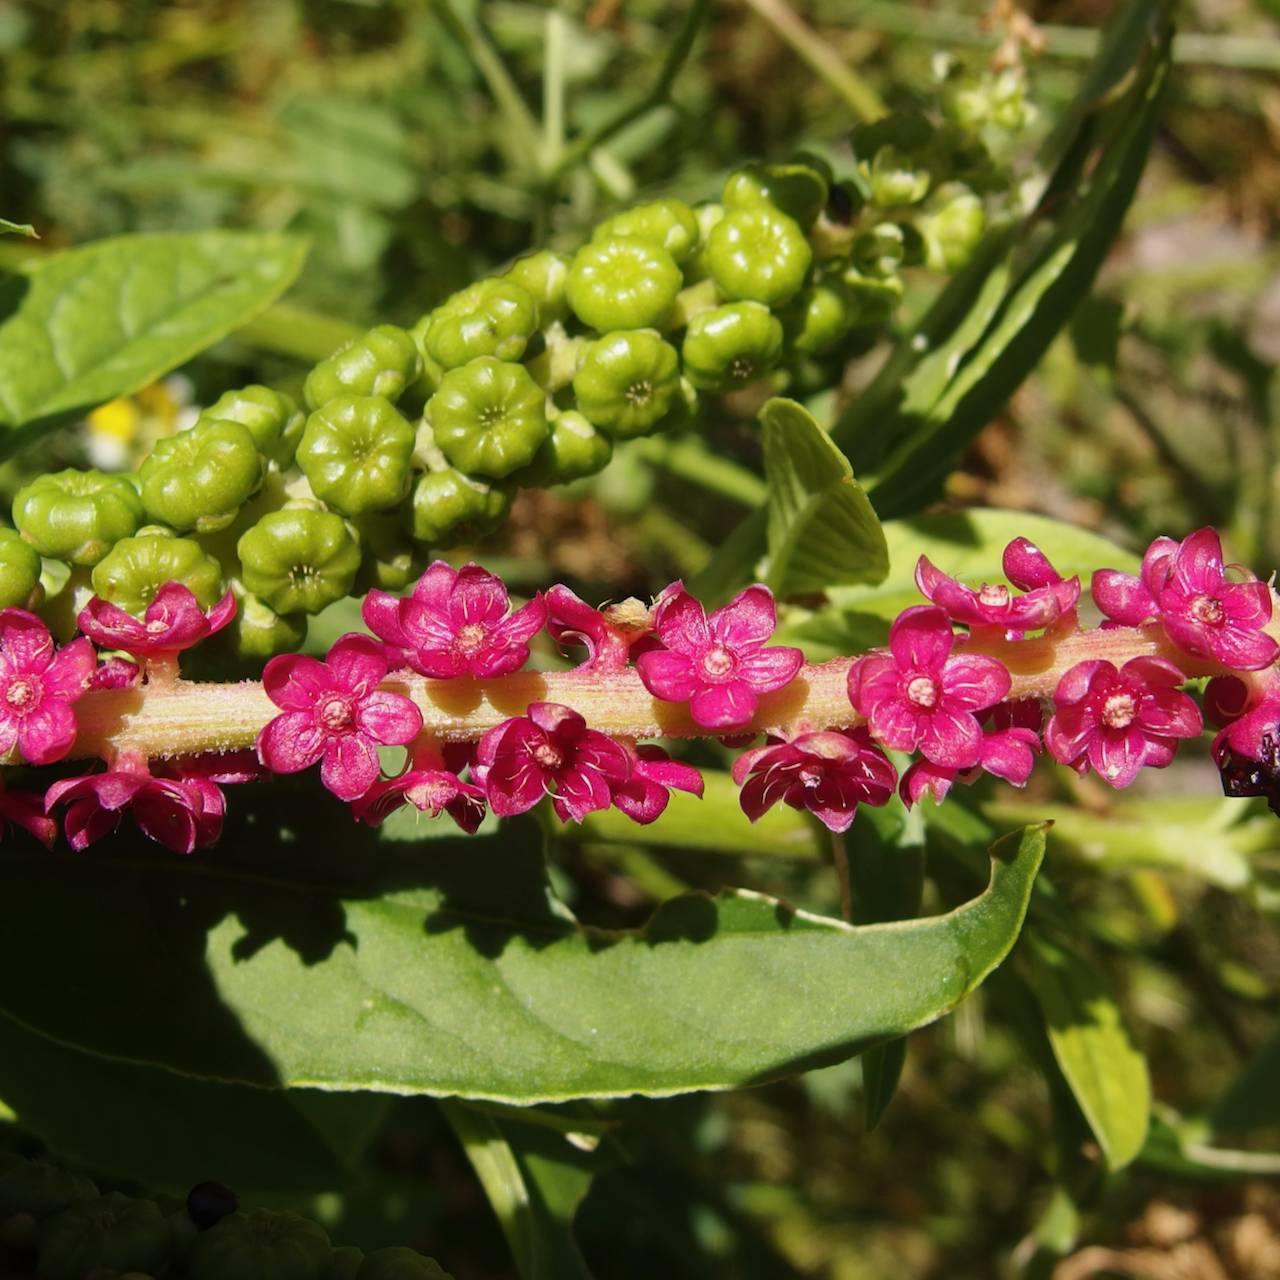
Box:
xmin=0 ymin=608 xmax=95 ymax=766
xmin=257 ymin=632 xmax=423 ymax=802
xmin=610 ymin=742 xmax=704 ymax=825
xmin=475 ymin=701 xmax=630 ymax=823
xmin=1044 ymin=656 xmax=1203 ymax=788
xmin=915 ymin=537 xmax=1080 ymax=633
xmin=545 ymin=585 xmax=654 ymax=672
xmin=363 ymin=561 xmax=546 ymax=679
xmin=45 ymin=753 xmax=225 ymax=854
xmin=731 ymin=726 xmax=896 ymax=833
xmin=1092 ymin=528 xmax=1277 ymax=670
xmin=353 ymin=742 xmax=487 ymax=833
xmin=635 ymin=583 xmax=803 ymax=731
xmin=0 ymin=784 xmax=56 ymax=848
xmin=77 ymin=583 xmax=236 ymax=656
xmin=847 ymin=605 xmax=1011 ymax=769
xmin=91 ymin=656 xmax=141 ymax=689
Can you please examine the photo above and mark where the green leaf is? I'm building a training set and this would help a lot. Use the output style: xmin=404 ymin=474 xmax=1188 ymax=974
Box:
xmin=0 ymin=218 xmax=36 ymax=238
xmin=0 ymin=231 xmax=309 ymax=444
xmin=0 ymin=798 xmax=1045 ymax=1103
xmin=848 ymin=5 xmax=1174 ymax=517
xmin=775 ymin=508 xmax=1137 ymax=659
xmin=0 ymin=1009 xmax=387 ymax=1193
xmin=1025 ymin=934 xmax=1151 ymax=1171
xmin=442 ymin=1102 xmax=610 ymax=1279
xmin=760 ymin=397 xmax=888 ymax=596
xmin=1202 ymin=1028 xmax=1280 ymax=1140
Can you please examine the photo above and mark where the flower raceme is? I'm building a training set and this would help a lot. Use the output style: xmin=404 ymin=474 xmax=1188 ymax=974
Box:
xmin=7 ymin=526 xmax=1280 ymax=855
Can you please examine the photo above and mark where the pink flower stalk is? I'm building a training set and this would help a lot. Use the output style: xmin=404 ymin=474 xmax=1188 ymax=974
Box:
xmin=257 ymin=633 xmax=423 ymax=802
xmin=45 ymin=753 xmax=225 ymax=854
xmin=915 ymin=538 xmax=1080 ymax=633
xmin=545 ymin=586 xmax=654 ymax=672
xmin=635 ymin=583 xmax=803 ymax=731
xmin=610 ymin=742 xmax=704 ymax=824
xmin=0 ymin=784 xmax=56 ymax=848
xmin=1044 ymin=656 xmax=1203 ymax=788
xmin=353 ymin=742 xmax=487 ymax=833
xmin=847 ymin=605 xmax=1011 ymax=769
xmin=1092 ymin=528 xmax=1278 ymax=670
xmin=898 ymin=700 xmax=1042 ymax=808
xmin=363 ymin=561 xmax=546 ymax=679
xmin=77 ymin=583 xmax=236 ymax=656
xmin=90 ymin=656 xmax=141 ymax=689
xmin=475 ymin=701 xmax=630 ymax=823
xmin=732 ymin=726 xmax=896 ymax=833
xmin=0 ymin=608 xmax=95 ymax=766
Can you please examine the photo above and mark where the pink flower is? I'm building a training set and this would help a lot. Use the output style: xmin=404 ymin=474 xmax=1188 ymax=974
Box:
xmin=45 ymin=753 xmax=225 ymax=854
xmin=545 ymin=586 xmax=654 ymax=672
xmin=847 ymin=605 xmax=1011 ymax=769
xmin=1044 ymin=656 xmax=1203 ymax=788
xmin=257 ymin=633 xmax=423 ymax=802
xmin=77 ymin=583 xmax=236 ymax=656
xmin=475 ymin=701 xmax=630 ymax=823
xmin=363 ymin=561 xmax=546 ymax=679
xmin=353 ymin=743 xmax=487 ymax=833
xmin=1092 ymin=529 xmax=1277 ymax=670
xmin=0 ymin=784 xmax=56 ymax=848
xmin=915 ymin=538 xmax=1080 ymax=633
xmin=635 ymin=583 xmax=803 ymax=731
xmin=899 ymin=699 xmax=1042 ymax=808
xmin=610 ymin=742 xmax=704 ymax=824
xmin=91 ymin=656 xmax=141 ymax=689
xmin=1208 ymin=679 xmax=1280 ymax=767
xmin=0 ymin=608 xmax=95 ymax=766
xmin=732 ymin=726 xmax=896 ymax=833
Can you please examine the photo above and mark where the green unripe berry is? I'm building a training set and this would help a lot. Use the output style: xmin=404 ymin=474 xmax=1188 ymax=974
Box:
xmin=722 ymin=162 xmax=829 ymax=230
xmin=331 ymin=1246 xmax=365 ymax=1280
xmin=353 ymin=512 xmax=422 ymax=592
xmin=573 ymin=329 xmax=682 ymax=439
xmin=428 ymin=357 xmax=548 ymax=478
xmin=304 ymin=325 xmax=421 ymax=411
xmin=780 ymin=280 xmax=855 ymax=356
xmin=704 ymin=207 xmax=811 ymax=308
xmin=403 ymin=468 xmax=512 ymax=548
xmin=501 ymin=250 xmax=571 ymax=325
xmin=841 ymin=269 xmax=904 ymax=326
xmin=203 ymin=385 xmax=305 ymax=467
xmin=92 ymin=531 xmax=224 ymax=615
xmin=13 ymin=469 xmax=144 ymax=566
xmin=0 ymin=1154 xmax=97 ymax=1218
xmin=237 ymin=509 xmax=361 ymax=615
xmin=863 ymin=146 xmax=931 ymax=207
xmin=566 ymin=236 xmax=682 ymax=332
xmin=682 ymin=301 xmax=784 ymax=392
xmin=593 ymin=199 xmax=700 ymax=264
xmin=0 ymin=528 xmax=43 ymax=609
xmin=188 ymin=1209 xmax=331 ymax=1280
xmin=922 ymin=186 xmax=986 ymax=272
xmin=517 ymin=411 xmax=614 ymax=486
xmin=226 ymin=589 xmax=307 ymax=660
xmin=852 ymin=222 xmax=906 ymax=278
xmin=942 ymin=78 xmax=990 ymax=130
xmin=296 ymin=396 xmax=415 ymax=516
xmin=420 ymin=280 xmax=539 ymax=371
xmin=139 ymin=419 xmax=263 ymax=534
xmin=356 ymin=1245 xmax=453 ymax=1279
xmin=37 ymin=1193 xmax=171 ymax=1280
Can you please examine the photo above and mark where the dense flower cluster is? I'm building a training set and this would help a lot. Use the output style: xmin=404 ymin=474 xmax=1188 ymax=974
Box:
xmin=2 ymin=526 xmax=1278 ymax=856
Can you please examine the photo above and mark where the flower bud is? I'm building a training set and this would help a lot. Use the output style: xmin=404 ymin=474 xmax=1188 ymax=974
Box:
xmin=921 ymin=186 xmax=986 ymax=273
xmin=13 ymin=469 xmax=144 ymax=566
xmin=864 ymin=146 xmax=931 ymax=207
xmin=722 ymin=161 xmax=829 ymax=229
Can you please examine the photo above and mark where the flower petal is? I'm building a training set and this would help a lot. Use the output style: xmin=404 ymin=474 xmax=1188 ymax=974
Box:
xmin=43 ymin=637 xmax=96 ymax=700
xmin=941 ymin=653 xmax=1010 ymax=712
xmin=651 ymin=586 xmax=709 ymax=655
xmin=263 ymin=654 xmax=334 ymax=711
xmin=736 ymin=644 xmax=804 ymax=694
xmin=16 ymin=699 xmax=77 ymax=765
xmin=257 ymin=711 xmax=325 ymax=774
xmin=357 ymin=690 xmax=422 ymax=745
xmin=636 ymin=649 xmax=699 ymax=702
xmin=321 ymin=733 xmax=381 ymax=801
xmin=449 ymin=563 xmax=512 ymax=628
xmin=708 ymin=584 xmax=778 ymax=648
xmin=689 ymin=680 xmax=757 ymax=730
xmin=327 ymin=632 xmax=388 ymax=696
xmin=888 ymin=605 xmax=954 ymax=674
xmin=1091 ymin=570 xmax=1157 ymax=626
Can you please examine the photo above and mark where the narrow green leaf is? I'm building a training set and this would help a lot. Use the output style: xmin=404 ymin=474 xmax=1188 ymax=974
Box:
xmin=0 ymin=218 xmax=36 ymax=238
xmin=1025 ymin=934 xmax=1151 ymax=1171
xmin=0 ymin=231 xmax=309 ymax=443
xmin=0 ymin=1009 xmax=386 ymax=1194
xmin=0 ymin=800 xmax=1045 ymax=1103
xmin=1202 ymin=1028 xmax=1280 ymax=1140
xmin=760 ymin=397 xmax=887 ymax=596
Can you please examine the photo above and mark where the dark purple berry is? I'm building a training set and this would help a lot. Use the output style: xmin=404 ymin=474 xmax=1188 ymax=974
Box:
xmin=185 ymin=1182 xmax=238 ymax=1231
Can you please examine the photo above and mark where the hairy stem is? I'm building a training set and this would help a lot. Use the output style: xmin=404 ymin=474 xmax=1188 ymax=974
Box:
xmin=65 ymin=622 xmax=1222 ymax=764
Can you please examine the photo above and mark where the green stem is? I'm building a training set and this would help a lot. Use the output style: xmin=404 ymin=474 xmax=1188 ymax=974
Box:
xmin=631 ymin=435 xmax=767 ymax=507
xmin=740 ymin=0 xmax=885 ymax=122
xmin=546 ymin=0 xmax=712 ymax=183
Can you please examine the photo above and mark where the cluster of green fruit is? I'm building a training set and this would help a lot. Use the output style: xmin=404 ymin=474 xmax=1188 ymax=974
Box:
xmin=0 ymin=107 xmax=1019 ymax=660
xmin=0 ymin=1152 xmax=450 ymax=1279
